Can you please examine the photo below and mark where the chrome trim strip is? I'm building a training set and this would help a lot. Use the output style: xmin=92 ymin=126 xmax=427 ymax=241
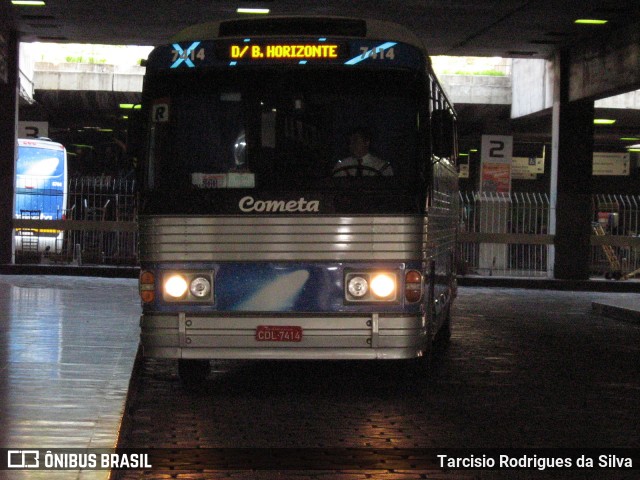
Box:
xmin=145 ymin=347 xmax=422 ymax=361
xmin=140 ymin=215 xmax=425 ymax=262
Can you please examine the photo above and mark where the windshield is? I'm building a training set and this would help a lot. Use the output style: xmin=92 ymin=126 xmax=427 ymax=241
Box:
xmin=146 ymin=69 xmax=425 ymax=194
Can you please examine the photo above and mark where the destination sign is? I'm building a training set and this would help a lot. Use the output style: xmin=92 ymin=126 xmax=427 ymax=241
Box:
xmin=229 ymin=43 xmax=342 ymax=60
xmin=146 ymin=39 xmax=424 ymax=71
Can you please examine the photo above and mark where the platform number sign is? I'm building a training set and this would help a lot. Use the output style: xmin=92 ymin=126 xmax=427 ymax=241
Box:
xmin=483 ymin=136 xmax=511 ymax=163
xmin=490 ymin=140 xmax=505 ymax=158
xmin=18 ymin=121 xmax=49 ymax=139
xmin=480 ymin=135 xmax=513 ymax=193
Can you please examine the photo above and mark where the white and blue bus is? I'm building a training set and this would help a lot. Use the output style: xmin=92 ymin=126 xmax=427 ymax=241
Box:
xmin=137 ymin=17 xmax=459 ymax=384
xmin=14 ymin=138 xmax=68 ymax=252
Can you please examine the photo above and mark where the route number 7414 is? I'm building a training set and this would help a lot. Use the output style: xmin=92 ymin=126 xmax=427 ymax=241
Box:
xmin=359 ymin=46 xmax=395 ymax=60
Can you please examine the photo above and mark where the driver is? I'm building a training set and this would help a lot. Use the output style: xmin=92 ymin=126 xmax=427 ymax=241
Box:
xmin=332 ymin=128 xmax=392 ymax=177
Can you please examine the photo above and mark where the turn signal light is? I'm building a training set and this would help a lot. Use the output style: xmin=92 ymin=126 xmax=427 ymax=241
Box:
xmin=405 ymin=270 xmax=423 ymax=302
xmin=139 ymin=270 xmax=155 ymax=303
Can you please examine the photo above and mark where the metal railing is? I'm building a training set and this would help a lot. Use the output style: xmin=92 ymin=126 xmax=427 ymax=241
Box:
xmin=591 ymin=194 xmax=640 ymax=279
xmin=11 ymin=183 xmax=640 ymax=279
xmin=458 ymin=191 xmax=640 ymax=279
xmin=458 ymin=191 xmax=552 ymax=277
xmin=13 ymin=176 xmax=138 ymax=266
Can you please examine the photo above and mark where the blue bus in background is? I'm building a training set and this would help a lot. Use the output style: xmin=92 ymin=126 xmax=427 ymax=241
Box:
xmin=15 ymin=138 xmax=68 ymax=248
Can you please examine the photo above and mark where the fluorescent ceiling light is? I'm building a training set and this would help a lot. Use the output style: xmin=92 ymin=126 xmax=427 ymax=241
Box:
xmin=593 ymin=118 xmax=616 ymax=125
xmin=575 ymin=19 xmax=608 ymax=25
xmin=620 ymin=137 xmax=640 ymax=141
xmin=119 ymin=103 xmax=141 ymax=109
xmin=237 ymin=7 xmax=270 ymax=14
xmin=11 ymin=0 xmax=46 ymax=5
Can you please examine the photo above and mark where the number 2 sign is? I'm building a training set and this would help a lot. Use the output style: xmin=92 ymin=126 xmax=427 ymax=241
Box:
xmin=480 ymin=135 xmax=513 ymax=193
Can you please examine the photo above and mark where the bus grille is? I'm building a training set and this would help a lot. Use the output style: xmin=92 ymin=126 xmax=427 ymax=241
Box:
xmin=139 ymin=215 xmax=425 ymax=262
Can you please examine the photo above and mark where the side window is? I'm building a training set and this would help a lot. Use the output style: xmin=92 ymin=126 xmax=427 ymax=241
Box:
xmin=431 ymin=109 xmax=455 ymax=159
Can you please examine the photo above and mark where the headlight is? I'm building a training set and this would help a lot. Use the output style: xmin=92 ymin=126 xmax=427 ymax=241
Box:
xmin=347 ymin=276 xmax=369 ymax=298
xmin=190 ymin=276 xmax=212 ymax=298
xmin=345 ymin=271 xmax=398 ymax=302
xmin=370 ymin=273 xmax=396 ymax=299
xmin=162 ymin=272 xmax=214 ymax=302
xmin=165 ymin=275 xmax=188 ymax=298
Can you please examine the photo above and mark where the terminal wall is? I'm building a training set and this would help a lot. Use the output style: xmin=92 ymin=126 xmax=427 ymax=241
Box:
xmin=511 ymin=58 xmax=553 ymax=118
xmin=596 ymin=89 xmax=640 ymax=109
xmin=439 ymin=74 xmax=511 ymax=105
xmin=33 ymin=62 xmax=144 ymax=92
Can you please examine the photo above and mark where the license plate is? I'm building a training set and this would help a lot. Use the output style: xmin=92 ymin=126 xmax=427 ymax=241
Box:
xmin=255 ymin=325 xmax=303 ymax=342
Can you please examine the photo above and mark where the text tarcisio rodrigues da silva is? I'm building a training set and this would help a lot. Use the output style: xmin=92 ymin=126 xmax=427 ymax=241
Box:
xmin=438 ymin=453 xmax=634 ymax=471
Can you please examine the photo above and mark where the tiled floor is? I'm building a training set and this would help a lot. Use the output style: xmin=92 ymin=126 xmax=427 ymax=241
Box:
xmin=115 ymin=286 xmax=640 ymax=479
xmin=0 ymin=274 xmax=637 ymax=479
xmin=0 ymin=275 xmax=141 ymax=479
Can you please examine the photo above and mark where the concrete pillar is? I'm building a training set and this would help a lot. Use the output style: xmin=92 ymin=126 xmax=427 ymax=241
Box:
xmin=549 ymin=50 xmax=594 ymax=280
xmin=0 ymin=28 xmax=19 ymax=264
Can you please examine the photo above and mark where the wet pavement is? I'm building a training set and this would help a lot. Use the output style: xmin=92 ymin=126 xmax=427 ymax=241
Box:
xmin=0 ymin=275 xmax=140 ymax=479
xmin=115 ymin=287 xmax=640 ymax=479
xmin=0 ymin=273 xmax=637 ymax=479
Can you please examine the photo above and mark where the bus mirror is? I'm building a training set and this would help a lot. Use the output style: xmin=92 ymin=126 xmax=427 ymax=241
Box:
xmin=431 ymin=109 xmax=455 ymax=158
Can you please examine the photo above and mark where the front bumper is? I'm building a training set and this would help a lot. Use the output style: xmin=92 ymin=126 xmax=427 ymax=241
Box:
xmin=140 ymin=313 xmax=428 ymax=360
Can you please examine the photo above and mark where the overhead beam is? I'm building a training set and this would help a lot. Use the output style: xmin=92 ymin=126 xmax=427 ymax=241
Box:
xmin=568 ymin=20 xmax=640 ymax=102
xmin=512 ymin=20 xmax=640 ymax=118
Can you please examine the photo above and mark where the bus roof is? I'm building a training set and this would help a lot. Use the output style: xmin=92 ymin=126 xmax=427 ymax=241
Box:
xmin=170 ymin=16 xmax=427 ymax=54
xmin=18 ymin=138 xmax=65 ymax=151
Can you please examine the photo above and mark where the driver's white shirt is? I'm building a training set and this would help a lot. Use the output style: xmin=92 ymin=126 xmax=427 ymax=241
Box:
xmin=332 ymin=153 xmax=393 ymax=176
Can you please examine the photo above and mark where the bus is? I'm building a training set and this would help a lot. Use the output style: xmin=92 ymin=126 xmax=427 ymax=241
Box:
xmin=14 ymin=138 xmax=68 ymax=253
xmin=137 ymin=17 xmax=459 ymax=384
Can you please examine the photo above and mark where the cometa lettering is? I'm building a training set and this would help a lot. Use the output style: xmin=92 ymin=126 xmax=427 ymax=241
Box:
xmin=239 ymin=196 xmax=320 ymax=213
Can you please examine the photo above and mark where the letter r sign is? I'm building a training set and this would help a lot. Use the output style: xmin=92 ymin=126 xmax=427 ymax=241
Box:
xmin=152 ymin=103 xmax=169 ymax=123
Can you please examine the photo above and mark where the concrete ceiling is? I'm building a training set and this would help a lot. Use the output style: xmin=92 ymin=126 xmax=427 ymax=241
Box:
xmin=5 ymin=0 xmax=640 ymax=58
xmin=6 ymin=0 xmax=640 ymax=152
